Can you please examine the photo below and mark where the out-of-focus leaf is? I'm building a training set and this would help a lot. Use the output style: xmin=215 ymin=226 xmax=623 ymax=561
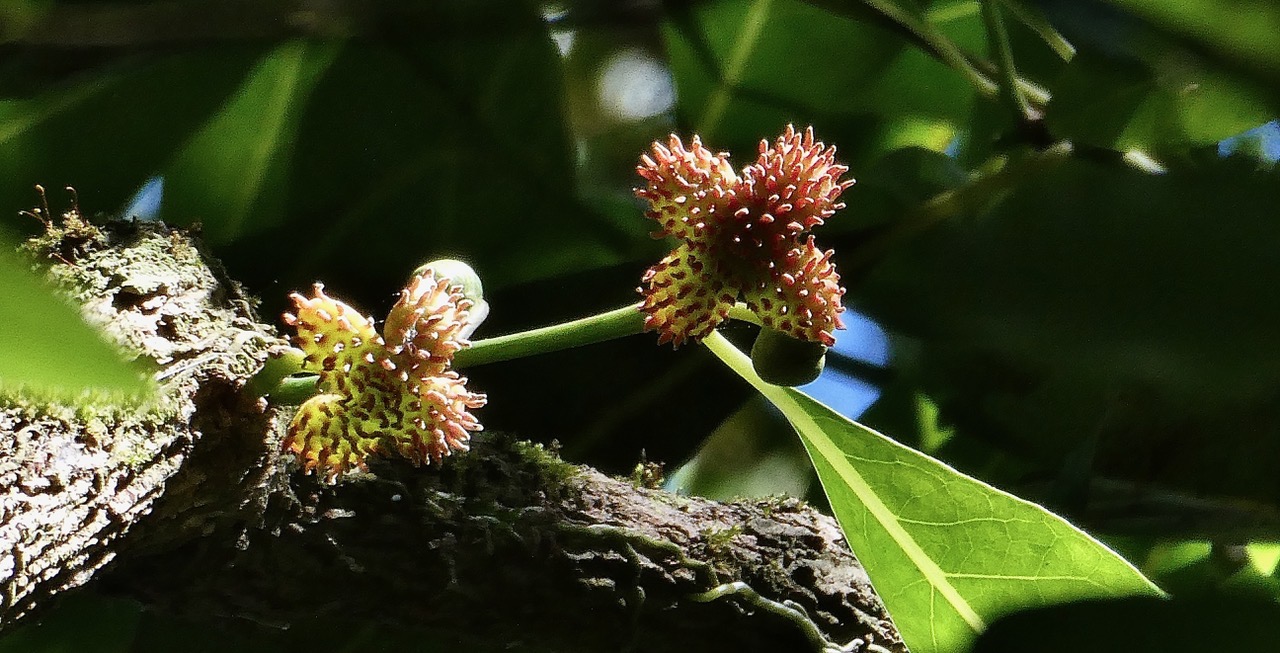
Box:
xmin=0 ymin=49 xmax=266 ymax=220
xmin=218 ymin=2 xmax=633 ymax=304
xmin=705 ymin=332 xmax=1160 ymax=653
xmin=662 ymin=0 xmax=979 ymax=166
xmin=856 ymin=156 xmax=1280 ymax=506
xmin=0 ymin=239 xmax=148 ymax=396
xmin=1099 ymin=0 xmax=1280 ymax=81
xmin=0 ymin=0 xmax=47 ymax=41
xmin=971 ymin=596 xmax=1280 ymax=653
xmin=0 ymin=593 xmax=140 ymax=653
xmin=161 ymin=40 xmax=341 ymax=243
xmin=1046 ymin=49 xmax=1273 ymax=151
xmin=665 ymin=397 xmax=814 ymax=500
xmin=834 ymin=145 xmax=968 ymax=233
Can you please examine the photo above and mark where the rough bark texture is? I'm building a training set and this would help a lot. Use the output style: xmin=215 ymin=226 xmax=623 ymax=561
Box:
xmin=0 ymin=214 xmax=279 ymax=624
xmin=0 ymin=215 xmax=904 ymax=652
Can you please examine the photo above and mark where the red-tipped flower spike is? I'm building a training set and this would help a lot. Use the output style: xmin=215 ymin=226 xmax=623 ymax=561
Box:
xmin=635 ymin=125 xmax=854 ymax=347
xmin=282 ymin=269 xmax=486 ymax=482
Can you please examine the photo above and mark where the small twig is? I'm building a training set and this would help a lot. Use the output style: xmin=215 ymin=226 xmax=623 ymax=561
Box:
xmin=858 ymin=0 xmax=1000 ymax=101
xmin=998 ymin=0 xmax=1075 ymax=61
xmin=980 ymin=0 xmax=1036 ymax=121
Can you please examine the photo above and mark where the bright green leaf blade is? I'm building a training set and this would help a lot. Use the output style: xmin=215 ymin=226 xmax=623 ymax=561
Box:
xmin=162 ymin=39 xmax=341 ymax=243
xmin=704 ymin=332 xmax=1162 ymax=653
xmin=0 ymin=239 xmax=147 ymax=397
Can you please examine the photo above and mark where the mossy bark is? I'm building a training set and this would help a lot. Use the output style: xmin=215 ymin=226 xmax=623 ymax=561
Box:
xmin=0 ymin=216 xmax=903 ymax=653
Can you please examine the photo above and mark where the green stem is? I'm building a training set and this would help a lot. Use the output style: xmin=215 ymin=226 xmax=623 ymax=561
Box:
xmin=259 ymin=305 xmax=648 ymax=404
xmin=862 ymin=0 xmax=1000 ymax=101
xmin=270 ymin=374 xmax=320 ymax=405
xmin=980 ymin=0 xmax=1035 ymax=121
xmin=243 ymin=347 xmax=305 ymax=398
xmin=452 ymin=303 xmax=646 ymax=369
xmin=263 ymin=302 xmax=769 ymax=403
xmin=999 ymin=0 xmax=1075 ymax=62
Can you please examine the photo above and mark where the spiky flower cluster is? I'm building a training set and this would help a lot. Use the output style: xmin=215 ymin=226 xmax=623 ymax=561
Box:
xmin=636 ymin=125 xmax=853 ymax=347
xmin=283 ymin=270 xmax=486 ymax=481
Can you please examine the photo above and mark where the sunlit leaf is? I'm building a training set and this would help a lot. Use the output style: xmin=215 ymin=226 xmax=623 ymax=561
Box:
xmin=0 ymin=238 xmax=148 ymax=397
xmin=704 ymin=332 xmax=1161 ymax=653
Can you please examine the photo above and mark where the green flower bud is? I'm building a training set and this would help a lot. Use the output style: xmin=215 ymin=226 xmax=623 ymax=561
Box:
xmin=414 ymin=259 xmax=484 ymax=304
xmin=413 ymin=259 xmax=489 ymax=339
xmin=750 ymin=327 xmax=827 ymax=386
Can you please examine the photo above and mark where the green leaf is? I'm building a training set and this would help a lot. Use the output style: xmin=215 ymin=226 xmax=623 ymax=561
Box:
xmin=662 ymin=0 xmax=979 ymax=165
xmin=666 ymin=397 xmax=815 ymax=500
xmin=0 ymin=238 xmax=148 ymax=397
xmin=1046 ymin=49 xmax=1273 ymax=151
xmin=855 ymin=158 xmax=1280 ymax=508
xmin=832 ymin=145 xmax=968 ymax=233
xmin=1098 ymin=0 xmax=1280 ymax=82
xmin=704 ymin=332 xmax=1161 ymax=653
xmin=162 ymin=40 xmax=341 ymax=243
xmin=0 ymin=48 xmax=266 ymax=221
xmin=215 ymin=3 xmax=632 ymax=298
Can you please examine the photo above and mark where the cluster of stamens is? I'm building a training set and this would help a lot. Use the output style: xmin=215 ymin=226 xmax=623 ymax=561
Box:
xmin=282 ymin=270 xmax=485 ymax=481
xmin=635 ymin=125 xmax=854 ymax=347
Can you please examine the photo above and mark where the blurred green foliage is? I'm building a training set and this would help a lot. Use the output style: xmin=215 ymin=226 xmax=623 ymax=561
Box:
xmin=0 ymin=232 xmax=149 ymax=397
xmin=4 ymin=0 xmax=1280 ymax=650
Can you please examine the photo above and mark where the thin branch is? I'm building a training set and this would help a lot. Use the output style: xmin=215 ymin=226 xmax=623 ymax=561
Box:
xmin=3 ymin=213 xmax=906 ymax=653
xmin=980 ymin=0 xmax=1036 ymax=121
xmin=998 ymin=0 xmax=1075 ymax=62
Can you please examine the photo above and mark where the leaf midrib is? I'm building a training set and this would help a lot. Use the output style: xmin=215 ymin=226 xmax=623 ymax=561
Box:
xmin=703 ymin=331 xmax=986 ymax=635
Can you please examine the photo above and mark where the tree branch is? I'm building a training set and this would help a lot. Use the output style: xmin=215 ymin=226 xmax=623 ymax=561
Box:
xmin=0 ymin=215 xmax=904 ymax=652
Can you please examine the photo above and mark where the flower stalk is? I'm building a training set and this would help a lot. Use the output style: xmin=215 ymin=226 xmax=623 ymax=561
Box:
xmin=452 ymin=304 xmax=646 ymax=368
xmin=258 ymin=301 xmax=780 ymax=404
